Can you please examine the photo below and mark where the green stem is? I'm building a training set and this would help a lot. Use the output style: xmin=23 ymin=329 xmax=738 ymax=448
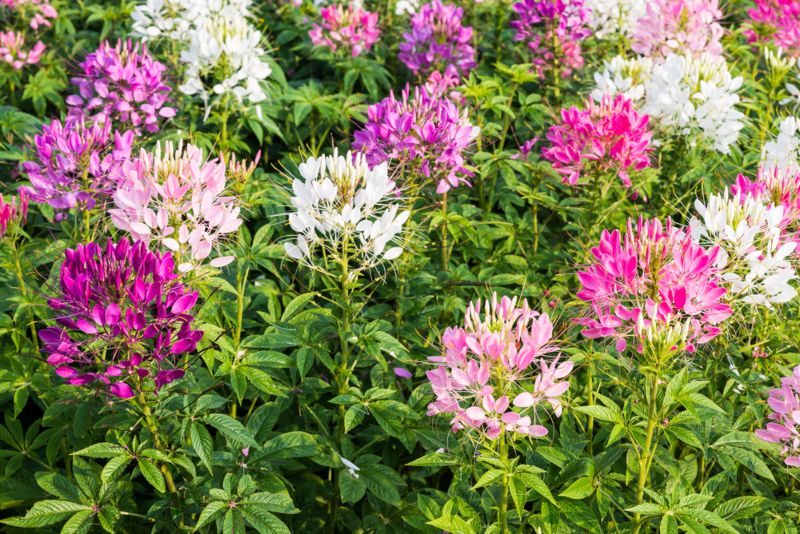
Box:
xmin=441 ymin=192 xmax=449 ymax=269
xmin=138 ymin=391 xmax=177 ymax=494
xmin=633 ymin=375 xmax=660 ymax=534
xmin=498 ymin=434 xmax=510 ymax=533
xmin=586 ymin=352 xmax=594 ymax=456
xmin=12 ymin=243 xmax=39 ymax=354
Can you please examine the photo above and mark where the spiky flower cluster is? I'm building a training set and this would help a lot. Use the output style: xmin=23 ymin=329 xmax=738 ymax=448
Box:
xmin=110 ymin=142 xmax=243 ymax=273
xmin=1 ymin=0 xmax=57 ymax=30
xmin=309 ymin=4 xmax=381 ymax=58
xmin=761 ymin=116 xmax=800 ymax=174
xmin=577 ymin=217 xmax=732 ymax=354
xmin=0 ymin=30 xmax=43 ymax=69
xmin=398 ymin=0 xmax=476 ymax=80
xmin=426 ymin=293 xmax=572 ymax=440
xmin=21 ymin=119 xmax=134 ymax=213
xmin=39 ymin=239 xmax=203 ymax=399
xmin=632 ymin=0 xmax=724 ymax=58
xmin=594 ymin=53 xmax=744 ymax=154
xmin=284 ymin=150 xmax=410 ymax=270
xmin=690 ymin=191 xmax=797 ymax=308
xmin=542 ymin=94 xmax=652 ymax=187
xmin=756 ymin=365 xmax=800 ymax=466
xmin=732 ymin=166 xmax=800 ymax=243
xmin=746 ymin=0 xmax=800 ymax=57
xmin=0 ymin=190 xmax=28 ymax=238
xmin=510 ymin=0 xmax=592 ymax=78
xmin=585 ymin=0 xmax=646 ymax=40
xmin=352 ymin=82 xmax=480 ymax=194
xmin=66 ymin=40 xmax=175 ymax=134
xmin=131 ymin=0 xmax=248 ymax=41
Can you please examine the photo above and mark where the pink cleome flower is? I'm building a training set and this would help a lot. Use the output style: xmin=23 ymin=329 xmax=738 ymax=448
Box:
xmin=541 ymin=94 xmax=653 ymax=187
xmin=510 ymin=0 xmax=592 ymax=78
xmin=39 ymin=239 xmax=203 ymax=399
xmin=0 ymin=190 xmax=28 ymax=238
xmin=577 ymin=217 xmax=732 ymax=353
xmin=746 ymin=0 xmax=800 ymax=56
xmin=67 ymin=39 xmax=176 ymax=134
xmin=732 ymin=166 xmax=800 ymax=239
xmin=0 ymin=30 xmax=44 ymax=70
xmin=352 ymin=80 xmax=479 ymax=194
xmin=426 ymin=293 xmax=572 ymax=440
xmin=309 ymin=4 xmax=381 ymax=58
xmin=632 ymin=0 xmax=724 ymax=58
xmin=1 ymin=0 xmax=57 ymax=30
xmin=756 ymin=365 xmax=800 ymax=466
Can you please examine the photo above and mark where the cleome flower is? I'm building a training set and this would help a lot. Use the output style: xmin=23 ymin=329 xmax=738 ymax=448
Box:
xmin=0 ymin=190 xmax=28 ymax=239
xmin=110 ymin=141 xmax=244 ymax=273
xmin=66 ymin=39 xmax=175 ymax=134
xmin=577 ymin=217 xmax=732 ymax=354
xmin=756 ymin=365 xmax=800 ymax=467
xmin=284 ymin=149 xmax=410 ymax=271
xmin=585 ymin=0 xmax=645 ymax=40
xmin=39 ymin=239 xmax=203 ymax=399
xmin=21 ymin=118 xmax=134 ymax=214
xmin=309 ymin=4 xmax=381 ymax=58
xmin=398 ymin=0 xmax=475 ymax=80
xmin=690 ymin=191 xmax=797 ymax=308
xmin=746 ymin=0 xmax=800 ymax=57
xmin=426 ymin=293 xmax=572 ymax=440
xmin=352 ymin=81 xmax=479 ymax=195
xmin=0 ymin=30 xmax=44 ymax=70
xmin=541 ymin=93 xmax=652 ymax=187
xmin=631 ymin=0 xmax=724 ymax=58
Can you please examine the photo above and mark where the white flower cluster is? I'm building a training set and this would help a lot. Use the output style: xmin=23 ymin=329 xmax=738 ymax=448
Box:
xmin=762 ymin=116 xmax=800 ymax=174
xmin=131 ymin=0 xmax=272 ymax=113
xmin=395 ymin=0 xmax=419 ymax=14
xmin=690 ymin=191 xmax=797 ymax=307
xmin=585 ymin=0 xmax=646 ymax=40
xmin=285 ymin=150 xmax=410 ymax=270
xmin=593 ymin=53 xmax=744 ymax=154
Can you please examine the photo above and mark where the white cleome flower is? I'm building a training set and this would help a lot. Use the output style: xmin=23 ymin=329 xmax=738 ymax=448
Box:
xmin=284 ymin=150 xmax=410 ymax=270
xmin=585 ymin=0 xmax=646 ymax=40
xmin=690 ymin=191 xmax=797 ymax=307
xmin=762 ymin=116 xmax=800 ymax=175
xmin=592 ymin=55 xmax=653 ymax=103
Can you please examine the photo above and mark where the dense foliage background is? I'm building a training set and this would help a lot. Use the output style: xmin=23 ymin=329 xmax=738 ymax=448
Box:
xmin=1 ymin=0 xmax=800 ymax=532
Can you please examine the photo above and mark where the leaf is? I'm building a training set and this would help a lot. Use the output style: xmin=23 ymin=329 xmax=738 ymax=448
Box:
xmin=72 ymin=443 xmax=125 ymax=458
xmin=100 ymin=455 xmax=131 ymax=485
xmin=724 ymin=447 xmax=775 ymax=482
xmin=344 ymin=405 xmax=365 ymax=433
xmin=559 ymin=477 xmax=594 ymax=500
xmin=138 ymin=460 xmax=166 ymax=494
xmin=60 ymin=509 xmax=93 ymax=534
xmin=191 ymin=423 xmax=214 ymax=474
xmin=359 ymin=461 xmax=403 ymax=505
xmin=195 ymin=501 xmax=227 ymax=529
xmin=427 ymin=515 xmax=476 ymax=534
xmin=407 ymin=452 xmax=459 ymax=468
xmin=262 ymin=431 xmax=317 ymax=459
xmin=714 ymin=496 xmax=771 ymax=520
xmin=667 ymin=426 xmax=703 ymax=449
xmin=626 ymin=503 xmax=664 ymax=515
xmin=339 ymin=471 xmax=367 ymax=503
xmin=281 ymin=293 xmax=317 ymax=321
xmin=238 ymin=506 xmax=291 ymax=534
xmin=573 ymin=405 xmax=623 ymax=424
xmin=34 ymin=473 xmax=79 ymax=502
xmin=516 ymin=473 xmax=556 ymax=505
xmin=661 ymin=514 xmax=678 ymax=534
xmin=206 ymin=414 xmax=258 ymax=448
xmin=509 ymin=475 xmax=527 ymax=516
xmin=712 ymin=432 xmax=767 ymax=450
xmin=2 ymin=500 xmax=91 ymax=528
xmin=473 ymin=469 xmax=504 ymax=489
xmin=243 ymin=493 xmax=297 ymax=514
xmin=678 ymin=508 xmax=738 ymax=534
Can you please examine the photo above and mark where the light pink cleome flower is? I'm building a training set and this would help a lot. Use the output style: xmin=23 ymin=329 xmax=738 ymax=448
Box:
xmin=0 ymin=190 xmax=28 ymax=238
xmin=632 ymin=0 xmax=724 ymax=58
xmin=309 ymin=4 xmax=381 ymax=58
xmin=756 ymin=365 xmax=800 ymax=466
xmin=0 ymin=30 xmax=43 ymax=69
xmin=426 ymin=293 xmax=572 ymax=440
xmin=577 ymin=217 xmax=732 ymax=353
xmin=110 ymin=142 xmax=244 ymax=273
xmin=541 ymin=94 xmax=653 ymax=187
xmin=1 ymin=0 xmax=57 ymax=30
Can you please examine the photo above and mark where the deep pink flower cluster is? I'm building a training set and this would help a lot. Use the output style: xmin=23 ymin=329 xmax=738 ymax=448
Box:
xmin=577 ymin=218 xmax=732 ymax=353
xmin=632 ymin=0 xmax=724 ymax=58
xmin=308 ymin=4 xmax=381 ymax=58
xmin=1 ymin=0 xmax=57 ymax=30
xmin=66 ymin=40 xmax=175 ymax=134
xmin=398 ymin=0 xmax=476 ymax=79
xmin=746 ymin=1 xmax=800 ymax=56
xmin=756 ymin=365 xmax=800 ymax=466
xmin=352 ymin=82 xmax=479 ymax=194
xmin=39 ymin=239 xmax=203 ymax=399
xmin=0 ymin=30 xmax=43 ymax=69
xmin=731 ymin=167 xmax=800 ymax=233
xmin=542 ymin=94 xmax=653 ymax=187
xmin=510 ymin=0 xmax=591 ymax=78
xmin=0 ymin=190 xmax=28 ymax=238
xmin=21 ymin=119 xmax=134 ymax=213
xmin=426 ymin=293 xmax=572 ymax=440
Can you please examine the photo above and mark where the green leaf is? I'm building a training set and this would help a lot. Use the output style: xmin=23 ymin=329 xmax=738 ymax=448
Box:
xmin=678 ymin=508 xmax=738 ymax=534
xmin=573 ymin=405 xmax=623 ymax=424
xmin=262 ymin=431 xmax=317 ymax=459
xmin=339 ymin=471 xmax=366 ymax=503
xmin=72 ymin=443 xmax=126 ymax=458
xmin=195 ymin=501 xmax=227 ymax=529
xmin=516 ymin=473 xmax=556 ymax=505
xmin=427 ymin=515 xmax=476 ymax=534
xmin=2 ymin=500 xmax=91 ymax=528
xmin=667 ymin=426 xmax=703 ymax=449
xmin=138 ymin=460 xmax=166 ymax=494
xmin=661 ymin=514 xmax=678 ymax=534
xmin=34 ymin=473 xmax=79 ymax=502
xmin=559 ymin=477 xmax=594 ymax=500
xmin=359 ymin=461 xmax=402 ymax=505
xmin=191 ymin=423 xmax=214 ymax=474
xmin=60 ymin=509 xmax=93 ymax=534
xmin=281 ymin=293 xmax=317 ymax=321
xmin=243 ymin=493 xmax=297 ymax=514
xmin=407 ymin=452 xmax=459 ymax=468
xmin=715 ymin=496 xmax=771 ymax=520
xmin=473 ymin=469 xmax=504 ymax=489
xmin=238 ymin=506 xmax=291 ymax=534
xmin=724 ymin=447 xmax=775 ymax=482
xmin=626 ymin=503 xmax=664 ymax=515
xmin=509 ymin=475 xmax=527 ymax=517
xmin=344 ymin=405 xmax=365 ymax=433
xmin=206 ymin=414 xmax=258 ymax=448
xmin=100 ymin=455 xmax=131 ymax=485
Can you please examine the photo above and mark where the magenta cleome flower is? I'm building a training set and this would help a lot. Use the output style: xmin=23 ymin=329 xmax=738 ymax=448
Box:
xmin=110 ymin=142 xmax=243 ymax=273
xmin=398 ymin=0 xmax=476 ymax=80
xmin=39 ymin=239 xmax=203 ymax=399
xmin=309 ymin=4 xmax=381 ymax=57
xmin=66 ymin=39 xmax=175 ymax=134
xmin=0 ymin=190 xmax=28 ymax=238
xmin=21 ymin=118 xmax=134 ymax=214
xmin=0 ymin=30 xmax=44 ymax=69
xmin=632 ymin=0 xmax=724 ymax=58
xmin=732 ymin=166 xmax=800 ymax=235
xmin=352 ymin=82 xmax=479 ymax=194
xmin=746 ymin=1 xmax=800 ymax=56
xmin=510 ymin=0 xmax=591 ymax=78
xmin=426 ymin=293 xmax=572 ymax=440
xmin=542 ymin=94 xmax=653 ymax=187
xmin=577 ymin=218 xmax=732 ymax=354
xmin=756 ymin=365 xmax=800 ymax=466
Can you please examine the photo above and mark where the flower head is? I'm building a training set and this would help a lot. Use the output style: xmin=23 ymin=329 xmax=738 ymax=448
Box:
xmin=352 ymin=82 xmax=479 ymax=194
xmin=756 ymin=365 xmax=800 ymax=467
xmin=0 ymin=190 xmax=28 ymax=238
xmin=426 ymin=293 xmax=571 ymax=440
xmin=21 ymin=118 xmax=134 ymax=214
xmin=510 ymin=0 xmax=592 ymax=78
xmin=39 ymin=239 xmax=203 ymax=398
xmin=0 ymin=30 xmax=44 ymax=69
xmin=110 ymin=142 xmax=243 ymax=273
xmin=577 ymin=217 xmax=732 ymax=354
xmin=542 ymin=94 xmax=652 ymax=187
xmin=1 ymin=0 xmax=57 ymax=30
xmin=585 ymin=0 xmax=645 ymax=40
xmin=309 ymin=4 xmax=381 ymax=57
xmin=398 ymin=0 xmax=475 ymax=80
xmin=66 ymin=39 xmax=175 ymax=134
xmin=746 ymin=0 xmax=800 ymax=57
xmin=632 ymin=0 xmax=724 ymax=58
xmin=284 ymin=150 xmax=410 ymax=270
